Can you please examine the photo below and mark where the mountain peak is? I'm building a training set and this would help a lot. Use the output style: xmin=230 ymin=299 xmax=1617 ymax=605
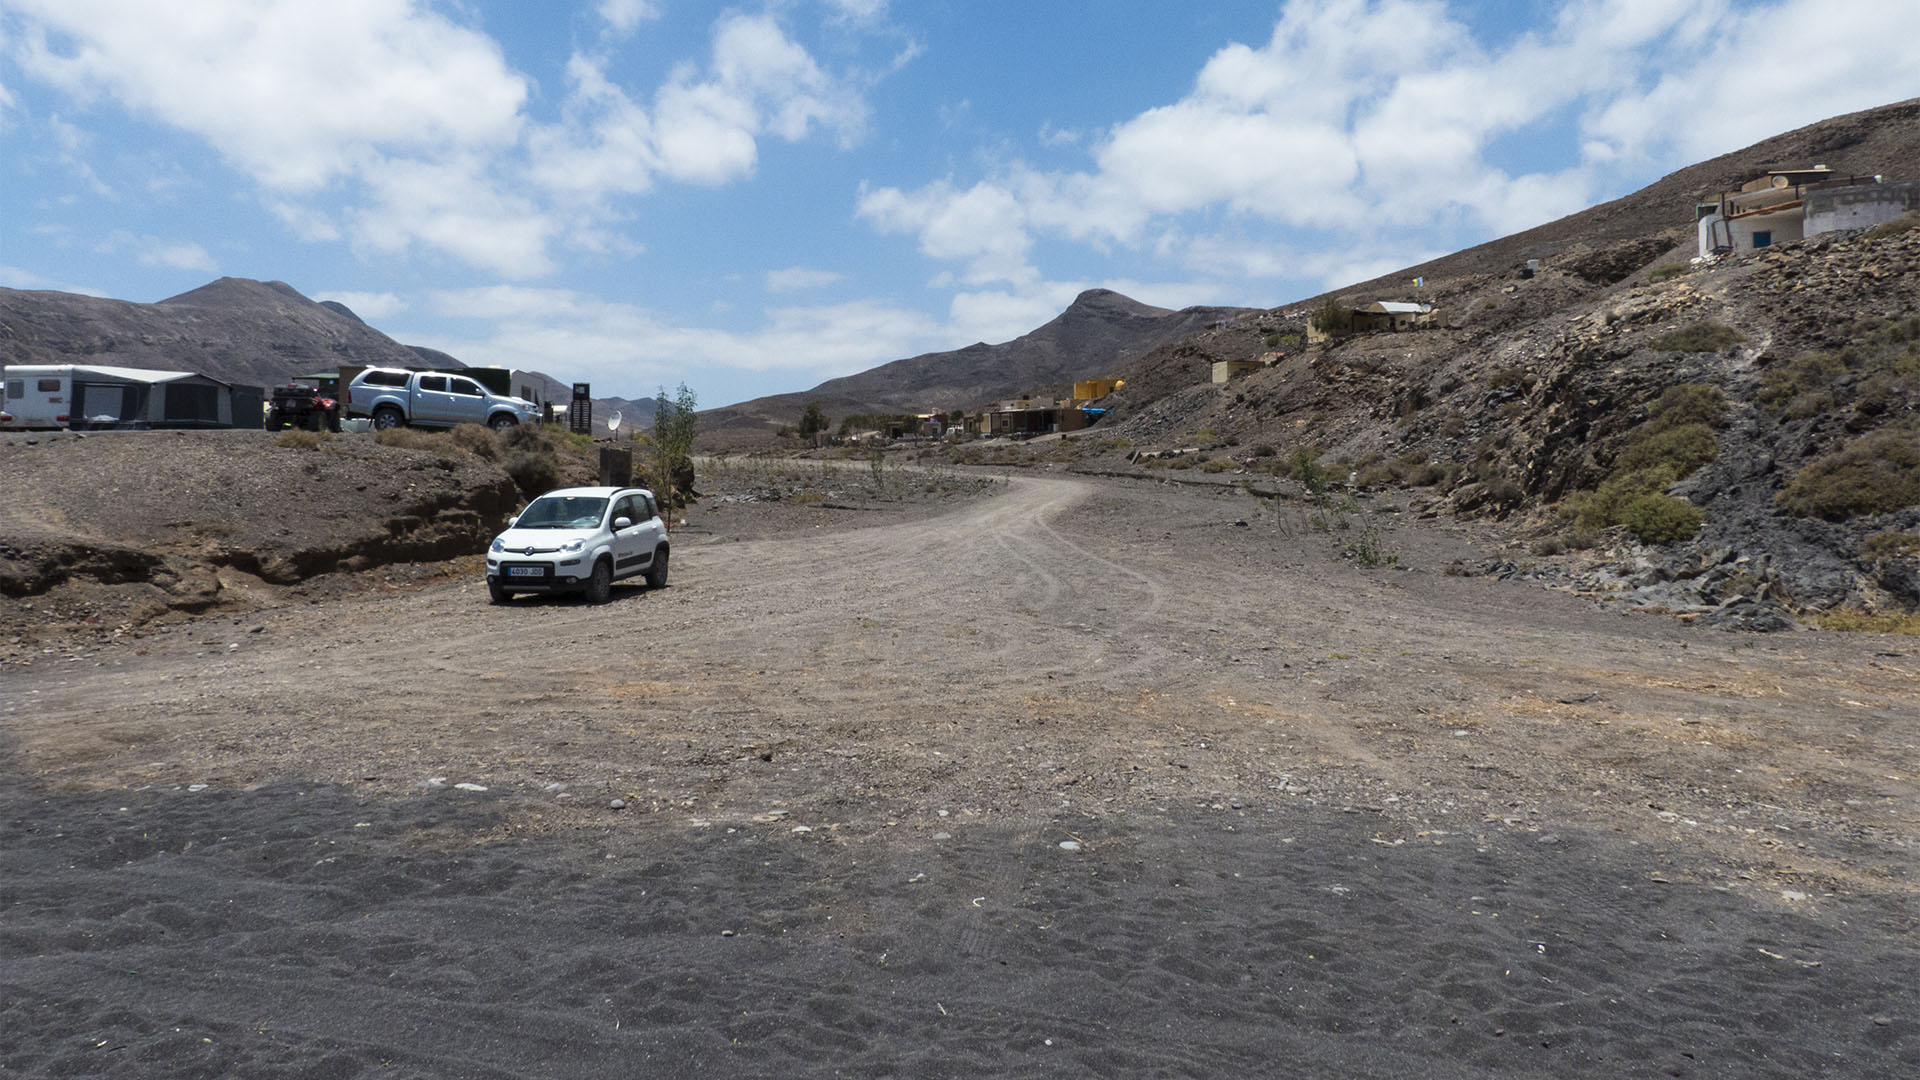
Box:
xmin=159 ymin=277 xmax=310 ymax=309
xmin=1064 ymin=288 xmax=1171 ymax=319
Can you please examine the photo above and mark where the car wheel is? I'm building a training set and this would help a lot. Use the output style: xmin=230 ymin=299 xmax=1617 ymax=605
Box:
xmin=586 ymin=558 xmax=613 ymax=604
xmin=372 ymin=406 xmax=404 ymax=430
xmin=488 ymin=579 xmax=510 ymax=604
xmin=488 ymin=413 xmax=517 ymax=431
xmin=644 ymin=545 xmax=669 ymax=589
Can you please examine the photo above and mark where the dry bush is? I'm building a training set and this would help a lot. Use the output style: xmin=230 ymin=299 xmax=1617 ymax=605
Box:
xmin=447 ymin=423 xmax=499 ymax=460
xmin=1652 ymin=322 xmax=1745 ymax=353
xmin=273 ymin=429 xmax=328 ymax=450
xmin=374 ymin=427 xmax=445 ymax=452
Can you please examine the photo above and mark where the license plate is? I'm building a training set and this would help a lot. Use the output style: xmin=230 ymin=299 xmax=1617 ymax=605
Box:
xmin=508 ymin=566 xmax=544 ymax=577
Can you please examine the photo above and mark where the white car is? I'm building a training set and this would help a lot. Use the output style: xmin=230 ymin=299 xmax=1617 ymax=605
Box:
xmin=486 ymin=486 xmax=669 ymax=603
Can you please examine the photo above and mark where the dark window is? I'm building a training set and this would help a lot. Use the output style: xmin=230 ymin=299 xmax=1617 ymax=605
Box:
xmin=38 ymin=378 xmax=63 ymax=392
xmin=1752 ymin=231 xmax=1772 ymax=248
xmin=364 ymin=369 xmax=409 ymax=386
xmin=418 ymin=375 xmax=448 ymax=392
xmin=6 ymin=380 xmax=22 ymax=399
xmin=449 ymin=378 xmax=481 ymax=396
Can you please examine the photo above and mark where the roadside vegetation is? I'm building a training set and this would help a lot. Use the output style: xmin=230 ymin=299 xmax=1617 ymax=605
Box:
xmin=1559 ymin=383 xmax=1723 ymax=543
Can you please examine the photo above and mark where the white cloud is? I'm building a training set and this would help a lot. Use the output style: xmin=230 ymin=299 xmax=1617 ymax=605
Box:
xmin=93 ymin=230 xmax=216 ymax=272
xmin=0 ymin=265 xmax=107 ymax=294
xmin=419 ymin=284 xmax=942 ymax=394
xmin=47 ymin=113 xmax=111 ymax=197
xmin=858 ymin=179 xmax=1036 ymax=286
xmin=823 ymin=0 xmax=889 ymax=23
xmin=10 ymin=0 xmax=527 ymax=192
xmin=766 ymin=266 xmax=845 ymax=292
xmin=314 ymin=290 xmax=406 ymax=320
xmin=861 ymin=0 xmax=1920 ymax=301
xmin=598 ymin=0 xmax=658 ymax=35
xmin=7 ymin=2 xmax=889 ymax=277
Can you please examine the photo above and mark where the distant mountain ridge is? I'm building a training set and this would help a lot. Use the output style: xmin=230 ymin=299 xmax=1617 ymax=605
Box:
xmin=0 ymin=276 xmax=629 ymax=427
xmin=1 ymin=277 xmax=423 ymax=388
xmin=702 ymin=288 xmax=1256 ymax=438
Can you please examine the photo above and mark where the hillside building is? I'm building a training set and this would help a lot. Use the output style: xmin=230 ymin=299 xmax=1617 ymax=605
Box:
xmin=1696 ymin=168 xmax=1920 ymax=257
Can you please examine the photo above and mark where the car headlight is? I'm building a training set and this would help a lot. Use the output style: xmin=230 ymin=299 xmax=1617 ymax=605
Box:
xmin=490 ymin=537 xmax=505 ymax=553
xmin=560 ymin=538 xmax=586 ymax=553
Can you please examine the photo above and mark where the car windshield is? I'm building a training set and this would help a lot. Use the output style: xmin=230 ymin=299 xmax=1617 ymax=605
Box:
xmin=516 ymin=495 xmax=608 ymax=529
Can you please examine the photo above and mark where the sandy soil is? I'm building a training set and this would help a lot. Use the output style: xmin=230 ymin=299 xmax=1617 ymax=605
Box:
xmin=4 ymin=471 xmax=1917 ymax=1077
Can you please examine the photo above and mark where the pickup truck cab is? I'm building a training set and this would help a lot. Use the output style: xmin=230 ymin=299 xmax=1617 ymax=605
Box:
xmin=348 ymin=367 xmax=540 ymax=430
xmin=486 ymin=486 xmax=669 ymax=604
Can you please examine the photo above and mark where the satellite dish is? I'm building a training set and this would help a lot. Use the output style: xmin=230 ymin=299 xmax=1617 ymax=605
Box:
xmin=606 ymin=410 xmax=622 ymax=433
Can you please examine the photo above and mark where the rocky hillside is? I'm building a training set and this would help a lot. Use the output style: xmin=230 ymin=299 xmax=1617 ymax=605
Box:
xmin=953 ymin=100 xmax=1920 ymax=627
xmin=700 ymin=288 xmax=1254 ymax=442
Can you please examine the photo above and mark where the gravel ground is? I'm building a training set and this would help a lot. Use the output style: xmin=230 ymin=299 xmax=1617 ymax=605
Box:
xmin=4 ymin=455 xmax=1918 ymax=1077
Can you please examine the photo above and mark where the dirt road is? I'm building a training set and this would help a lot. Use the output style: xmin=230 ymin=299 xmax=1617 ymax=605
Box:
xmin=5 ymin=473 xmax=1918 ymax=1077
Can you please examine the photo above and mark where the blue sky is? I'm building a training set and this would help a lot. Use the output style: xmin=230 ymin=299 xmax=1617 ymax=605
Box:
xmin=4 ymin=1 xmax=1917 ymax=408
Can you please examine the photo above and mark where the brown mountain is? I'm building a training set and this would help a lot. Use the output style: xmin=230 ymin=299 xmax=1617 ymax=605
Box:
xmin=0 ymin=278 xmax=427 ymax=387
xmin=701 ymin=288 xmax=1255 ymax=441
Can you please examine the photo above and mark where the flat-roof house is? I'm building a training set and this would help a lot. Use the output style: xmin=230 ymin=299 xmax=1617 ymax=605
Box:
xmin=1697 ymin=168 xmax=1919 ymax=257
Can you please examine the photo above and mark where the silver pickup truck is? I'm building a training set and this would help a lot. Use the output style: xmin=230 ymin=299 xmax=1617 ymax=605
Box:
xmin=347 ymin=367 xmax=541 ymax=430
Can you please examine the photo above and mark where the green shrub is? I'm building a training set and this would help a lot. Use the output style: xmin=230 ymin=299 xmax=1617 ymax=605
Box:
xmin=1775 ymin=422 xmax=1920 ymax=520
xmin=1648 ymin=264 xmax=1689 ymax=283
xmin=1648 ymin=383 xmax=1726 ymax=429
xmin=1263 ymin=332 xmax=1283 ymax=347
xmin=504 ymin=449 xmax=564 ymax=499
xmin=1563 ymin=466 xmax=1678 ymax=531
xmin=1616 ymin=422 xmax=1719 ymax=476
xmin=1652 ymin=321 xmax=1745 ymax=353
xmin=1617 ymin=494 xmax=1703 ymax=543
xmin=1862 ymin=530 xmax=1920 ymax=561
xmin=1250 ymin=444 xmax=1277 ymax=458
xmin=1201 ymin=458 xmax=1233 ymax=474
xmin=1283 ymin=447 xmax=1329 ymax=493
xmin=1758 ymin=352 xmax=1846 ymax=409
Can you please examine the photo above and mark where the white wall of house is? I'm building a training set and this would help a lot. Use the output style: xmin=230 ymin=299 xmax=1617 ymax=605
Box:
xmin=1699 ymin=208 xmax=1802 ymax=256
xmin=1806 ymin=182 xmax=1920 ymax=237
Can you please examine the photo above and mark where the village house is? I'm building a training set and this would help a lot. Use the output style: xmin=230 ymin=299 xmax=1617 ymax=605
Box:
xmin=1696 ymin=167 xmax=1920 ymax=257
xmin=1306 ymin=301 xmax=1434 ymax=344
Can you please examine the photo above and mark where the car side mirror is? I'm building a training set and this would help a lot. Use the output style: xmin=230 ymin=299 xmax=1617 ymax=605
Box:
xmin=613 ymin=516 xmax=632 ymax=530
xmin=508 ymin=516 xmax=519 ymax=528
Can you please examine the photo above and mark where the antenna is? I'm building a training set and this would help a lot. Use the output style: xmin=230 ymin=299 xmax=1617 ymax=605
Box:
xmin=606 ymin=410 xmax=623 ymax=433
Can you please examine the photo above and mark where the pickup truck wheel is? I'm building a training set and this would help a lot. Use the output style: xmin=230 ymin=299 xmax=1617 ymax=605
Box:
xmin=488 ymin=579 xmax=510 ymax=604
xmin=372 ymin=406 xmax=404 ymax=430
xmin=585 ymin=558 xmax=613 ymax=604
xmin=488 ymin=413 xmax=517 ymax=431
xmin=644 ymin=545 xmax=669 ymax=589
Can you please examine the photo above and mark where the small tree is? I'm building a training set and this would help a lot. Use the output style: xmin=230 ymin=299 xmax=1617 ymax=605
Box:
xmin=798 ymin=400 xmax=830 ymax=439
xmin=653 ymin=382 xmax=698 ymax=520
xmin=1310 ymin=297 xmax=1353 ymax=336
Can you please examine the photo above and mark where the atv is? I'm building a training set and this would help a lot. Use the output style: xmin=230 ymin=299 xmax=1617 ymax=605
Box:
xmin=266 ymin=381 xmax=341 ymax=432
